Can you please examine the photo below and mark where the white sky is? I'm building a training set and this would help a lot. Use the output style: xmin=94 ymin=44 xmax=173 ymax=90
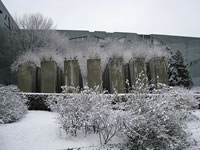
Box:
xmin=2 ymin=0 xmax=200 ymax=37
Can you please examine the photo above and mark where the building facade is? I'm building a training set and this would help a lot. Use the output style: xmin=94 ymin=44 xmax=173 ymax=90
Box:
xmin=0 ymin=0 xmax=18 ymax=84
xmin=0 ymin=0 xmax=200 ymax=86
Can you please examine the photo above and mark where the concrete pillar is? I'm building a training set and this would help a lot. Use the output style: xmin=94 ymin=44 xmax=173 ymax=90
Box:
xmin=36 ymin=67 xmax=41 ymax=93
xmin=148 ymin=57 xmax=168 ymax=86
xmin=64 ymin=60 xmax=82 ymax=92
xmin=17 ymin=64 xmax=36 ymax=92
xmin=108 ymin=58 xmax=126 ymax=93
xmin=102 ymin=64 xmax=110 ymax=93
xmin=129 ymin=58 xmax=148 ymax=88
xmin=41 ymin=61 xmax=57 ymax=93
xmin=87 ymin=59 xmax=102 ymax=91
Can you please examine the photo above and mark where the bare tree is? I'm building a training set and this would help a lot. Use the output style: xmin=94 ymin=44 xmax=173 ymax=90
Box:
xmin=11 ymin=13 xmax=67 ymax=53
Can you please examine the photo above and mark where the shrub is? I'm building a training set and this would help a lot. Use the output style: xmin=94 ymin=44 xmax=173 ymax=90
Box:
xmin=0 ymin=85 xmax=28 ymax=124
xmin=46 ymin=86 xmax=196 ymax=149
xmin=47 ymin=88 xmax=122 ymax=144
xmin=118 ymin=87 xmax=196 ymax=150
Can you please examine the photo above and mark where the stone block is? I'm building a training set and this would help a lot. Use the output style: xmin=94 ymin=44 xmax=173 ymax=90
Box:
xmin=41 ymin=61 xmax=57 ymax=93
xmin=17 ymin=64 xmax=36 ymax=92
xmin=87 ymin=59 xmax=102 ymax=91
xmin=148 ymin=57 xmax=168 ymax=86
xmin=129 ymin=58 xmax=148 ymax=88
xmin=108 ymin=58 xmax=126 ymax=93
xmin=64 ymin=60 xmax=82 ymax=92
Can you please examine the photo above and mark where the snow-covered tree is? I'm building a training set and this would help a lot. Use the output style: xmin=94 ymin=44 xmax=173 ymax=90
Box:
xmin=10 ymin=13 xmax=68 ymax=72
xmin=168 ymin=50 xmax=193 ymax=88
xmin=12 ymin=13 xmax=55 ymax=52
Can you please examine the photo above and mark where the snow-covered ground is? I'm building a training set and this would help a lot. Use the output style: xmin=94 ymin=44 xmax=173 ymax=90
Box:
xmin=186 ymin=110 xmax=200 ymax=149
xmin=0 ymin=110 xmax=200 ymax=150
xmin=0 ymin=111 xmax=114 ymax=150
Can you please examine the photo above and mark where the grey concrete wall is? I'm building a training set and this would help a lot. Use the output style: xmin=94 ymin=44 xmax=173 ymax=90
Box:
xmin=0 ymin=1 xmax=18 ymax=85
xmin=148 ymin=57 xmax=168 ymax=86
xmin=152 ymin=35 xmax=200 ymax=86
xmin=87 ymin=59 xmax=102 ymax=90
xmin=129 ymin=58 xmax=148 ymax=88
xmin=41 ymin=61 xmax=57 ymax=93
xmin=17 ymin=64 xmax=36 ymax=92
xmin=108 ymin=58 xmax=126 ymax=93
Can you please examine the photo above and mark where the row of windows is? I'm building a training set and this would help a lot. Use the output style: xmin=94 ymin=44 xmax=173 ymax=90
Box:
xmin=69 ymin=36 xmax=130 ymax=43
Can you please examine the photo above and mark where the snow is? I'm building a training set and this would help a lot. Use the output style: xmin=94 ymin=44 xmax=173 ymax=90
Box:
xmin=186 ymin=110 xmax=200 ymax=149
xmin=1 ymin=110 xmax=200 ymax=150
xmin=0 ymin=111 xmax=121 ymax=150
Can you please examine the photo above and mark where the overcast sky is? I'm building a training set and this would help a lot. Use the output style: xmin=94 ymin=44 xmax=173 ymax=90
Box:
xmin=2 ymin=0 xmax=200 ymax=37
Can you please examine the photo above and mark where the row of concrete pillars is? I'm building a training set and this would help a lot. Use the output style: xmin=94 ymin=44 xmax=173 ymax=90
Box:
xmin=17 ymin=57 xmax=168 ymax=93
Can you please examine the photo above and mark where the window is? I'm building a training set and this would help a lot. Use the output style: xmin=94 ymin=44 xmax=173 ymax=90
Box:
xmin=69 ymin=36 xmax=88 ymax=41
xmin=4 ymin=16 xmax=12 ymax=30
xmin=94 ymin=36 xmax=104 ymax=42
xmin=8 ymin=17 xmax=11 ymax=28
xmin=0 ymin=10 xmax=3 ymax=14
xmin=118 ymin=36 xmax=126 ymax=43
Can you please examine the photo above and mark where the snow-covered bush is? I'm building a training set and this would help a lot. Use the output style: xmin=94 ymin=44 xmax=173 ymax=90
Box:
xmin=92 ymin=99 xmax=123 ymax=144
xmin=117 ymin=86 xmax=196 ymax=149
xmin=46 ymin=88 xmax=122 ymax=144
xmin=11 ymin=48 xmax=64 ymax=72
xmin=11 ymin=51 xmax=41 ymax=72
xmin=47 ymin=89 xmax=92 ymax=136
xmin=37 ymin=49 xmax=64 ymax=69
xmin=0 ymin=85 xmax=28 ymax=124
xmin=47 ymin=83 xmax=196 ymax=148
xmin=61 ymin=85 xmax=80 ymax=93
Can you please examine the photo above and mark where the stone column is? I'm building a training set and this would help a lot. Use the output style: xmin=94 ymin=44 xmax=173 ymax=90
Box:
xmin=129 ymin=58 xmax=148 ymax=88
xmin=148 ymin=57 xmax=168 ymax=86
xmin=108 ymin=58 xmax=126 ymax=93
xmin=18 ymin=64 xmax=36 ymax=92
xmin=64 ymin=60 xmax=82 ymax=92
xmin=87 ymin=59 xmax=102 ymax=91
xmin=41 ymin=61 xmax=57 ymax=93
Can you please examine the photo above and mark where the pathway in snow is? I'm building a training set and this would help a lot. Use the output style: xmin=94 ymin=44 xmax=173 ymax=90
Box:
xmin=0 ymin=111 xmax=101 ymax=150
